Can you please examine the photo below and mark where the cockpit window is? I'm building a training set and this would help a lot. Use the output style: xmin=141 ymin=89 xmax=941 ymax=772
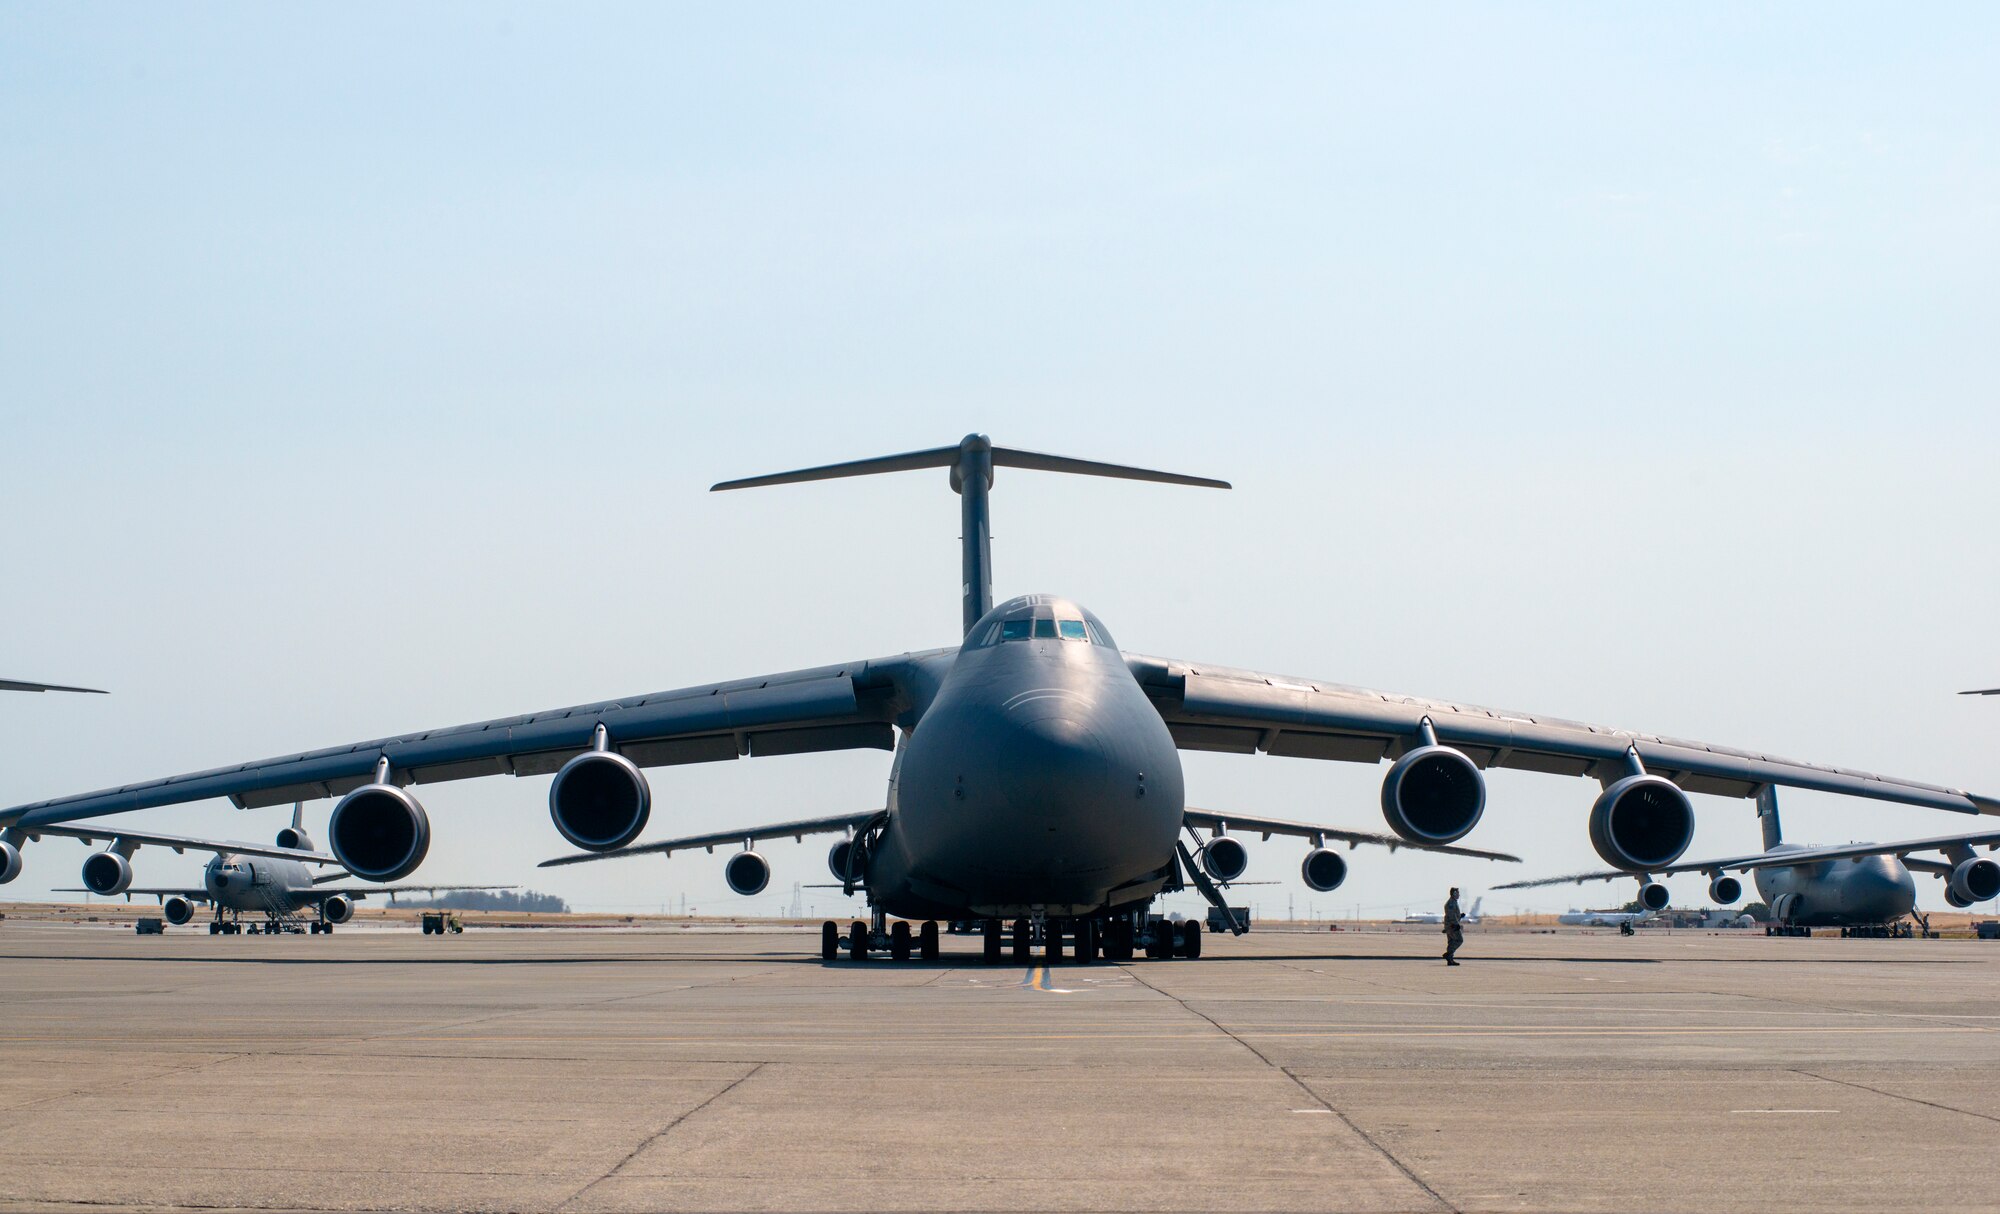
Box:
xmin=1058 ymin=620 xmax=1087 ymax=641
xmin=1000 ymin=619 xmax=1032 ymax=641
xmin=1033 ymin=618 xmax=1058 ymax=639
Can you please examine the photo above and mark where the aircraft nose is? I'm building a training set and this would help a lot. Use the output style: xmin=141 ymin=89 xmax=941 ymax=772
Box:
xmin=995 ymin=712 xmax=1113 ymax=816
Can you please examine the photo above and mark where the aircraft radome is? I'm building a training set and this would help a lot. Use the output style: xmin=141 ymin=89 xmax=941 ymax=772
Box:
xmin=4 ymin=436 xmax=1995 ymax=964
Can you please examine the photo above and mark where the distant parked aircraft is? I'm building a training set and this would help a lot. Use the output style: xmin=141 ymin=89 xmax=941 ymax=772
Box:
xmin=1403 ymin=896 xmax=1482 ymax=924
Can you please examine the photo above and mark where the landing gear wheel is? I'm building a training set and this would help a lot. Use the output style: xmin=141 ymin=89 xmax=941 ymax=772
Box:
xmin=1012 ymin=918 xmax=1031 ymax=962
xmin=1106 ymin=919 xmax=1133 ymax=961
xmin=983 ymin=919 xmax=1003 ymax=965
xmin=1177 ymin=921 xmax=1202 ymax=959
xmin=1074 ymin=919 xmax=1098 ymax=963
xmin=821 ymin=921 xmax=840 ymax=961
xmin=1044 ymin=922 xmax=1064 ymax=964
xmin=322 ymin=923 xmax=333 ymax=935
xmin=891 ymin=920 xmax=912 ymax=962
xmin=209 ymin=922 xmax=220 ymax=935
xmin=1145 ymin=922 xmax=1168 ymax=959
xmin=919 ymin=920 xmax=940 ymax=961
xmin=848 ymin=920 xmax=869 ymax=961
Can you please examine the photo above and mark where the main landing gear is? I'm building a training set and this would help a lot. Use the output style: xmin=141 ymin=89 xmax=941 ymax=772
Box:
xmin=822 ymin=914 xmax=942 ymax=962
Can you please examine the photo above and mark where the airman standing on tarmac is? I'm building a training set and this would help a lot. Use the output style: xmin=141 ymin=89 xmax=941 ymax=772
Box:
xmin=1442 ymin=887 xmax=1464 ymax=966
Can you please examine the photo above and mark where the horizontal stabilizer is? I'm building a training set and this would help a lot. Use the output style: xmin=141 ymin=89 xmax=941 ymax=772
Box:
xmin=712 ymin=435 xmax=1229 ymax=493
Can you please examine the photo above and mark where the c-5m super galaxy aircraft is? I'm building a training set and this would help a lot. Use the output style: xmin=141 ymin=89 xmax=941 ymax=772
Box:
xmin=2 ymin=436 xmax=1995 ymax=964
xmin=1498 ymin=788 xmax=2000 ymax=935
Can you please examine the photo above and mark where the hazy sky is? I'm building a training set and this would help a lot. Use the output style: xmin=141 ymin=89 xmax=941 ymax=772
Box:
xmin=3 ymin=5 xmax=1996 ymax=919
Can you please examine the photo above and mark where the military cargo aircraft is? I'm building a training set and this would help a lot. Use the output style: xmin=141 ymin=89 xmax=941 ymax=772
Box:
xmin=1497 ymin=788 xmax=2000 ymax=933
xmin=3 ymin=436 xmax=1995 ymax=964
xmin=17 ymin=804 xmax=509 ymax=934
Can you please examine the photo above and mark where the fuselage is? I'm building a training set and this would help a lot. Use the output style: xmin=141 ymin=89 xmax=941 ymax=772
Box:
xmin=866 ymin=595 xmax=1186 ymax=919
xmin=1752 ymin=846 xmax=1916 ymax=926
xmin=205 ymin=853 xmax=321 ymax=914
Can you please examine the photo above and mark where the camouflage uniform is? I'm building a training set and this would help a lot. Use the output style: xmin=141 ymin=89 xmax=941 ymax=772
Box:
xmin=1442 ymin=894 xmax=1464 ymax=965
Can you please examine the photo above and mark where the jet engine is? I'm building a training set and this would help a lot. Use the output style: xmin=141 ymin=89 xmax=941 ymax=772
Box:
xmin=1301 ymin=847 xmax=1347 ymax=892
xmin=826 ymin=839 xmax=854 ymax=882
xmin=0 ymin=840 xmax=20 ymax=884
xmin=163 ymin=896 xmax=196 ymax=926
xmin=328 ymin=783 xmax=431 ymax=883
xmin=276 ymin=826 xmax=315 ymax=852
xmin=1708 ymin=875 xmax=1743 ymax=905
xmin=1380 ymin=743 xmax=1486 ymax=845
xmin=725 ymin=850 xmax=771 ymax=897
xmin=1199 ymin=836 xmax=1249 ymax=883
xmin=1637 ymin=881 xmax=1671 ymax=913
xmin=322 ymin=894 xmax=355 ymax=925
xmin=1587 ymin=775 xmax=1694 ymax=871
xmin=1949 ymin=857 xmax=2000 ymax=905
xmin=549 ymin=749 xmax=652 ymax=852
xmin=81 ymin=851 xmax=133 ymax=896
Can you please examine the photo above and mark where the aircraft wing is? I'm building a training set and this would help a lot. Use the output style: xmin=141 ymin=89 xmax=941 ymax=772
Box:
xmin=53 ymin=887 xmax=209 ymax=899
xmin=1496 ymin=827 xmax=2000 ymax=889
xmin=539 ymin=811 xmax=880 ymax=867
xmin=2 ymin=652 xmax=953 ymax=829
xmin=10 ymin=822 xmax=338 ymax=865
xmin=1182 ymin=808 xmax=1521 ymax=862
xmin=1128 ymin=654 xmax=1997 ymax=816
xmin=307 ymin=883 xmax=519 ymax=899
xmin=0 ymin=678 xmax=107 ymax=694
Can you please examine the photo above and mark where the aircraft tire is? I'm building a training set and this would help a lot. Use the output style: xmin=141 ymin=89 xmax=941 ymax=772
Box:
xmin=890 ymin=920 xmax=912 ymax=962
xmin=919 ymin=920 xmax=940 ymax=960
xmin=323 ymin=923 xmax=333 ymax=935
xmin=821 ymin=921 xmax=840 ymax=961
xmin=1012 ymin=918 xmax=1031 ymax=961
xmin=848 ymin=921 xmax=868 ymax=961
xmin=1074 ymin=920 xmax=1097 ymax=963
xmin=982 ymin=920 xmax=1002 ymax=964
xmin=1179 ymin=922 xmax=1202 ymax=959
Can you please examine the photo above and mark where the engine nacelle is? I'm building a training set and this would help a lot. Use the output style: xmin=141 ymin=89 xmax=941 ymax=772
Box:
xmin=826 ymin=839 xmax=855 ymax=883
xmin=1381 ymin=744 xmax=1486 ymax=845
xmin=1301 ymin=848 xmax=1347 ymax=892
xmin=163 ymin=896 xmax=196 ymax=926
xmin=82 ymin=851 xmax=133 ymax=896
xmin=322 ymin=894 xmax=355 ymax=925
xmin=1946 ymin=889 xmax=1973 ymax=909
xmin=1771 ymin=891 xmax=1803 ymax=922
xmin=0 ymin=840 xmax=20 ymax=884
xmin=1588 ymin=775 xmax=1694 ymax=871
xmin=329 ymin=783 xmax=431 ymax=883
xmin=1708 ymin=875 xmax=1742 ymax=905
xmin=1637 ymin=881 xmax=1671 ymax=913
xmin=1950 ymin=857 xmax=2000 ymax=904
xmin=276 ymin=827 xmax=315 ymax=852
xmin=724 ymin=850 xmax=771 ymax=897
xmin=549 ymin=749 xmax=652 ymax=852
xmin=1200 ymin=836 xmax=1249 ymax=883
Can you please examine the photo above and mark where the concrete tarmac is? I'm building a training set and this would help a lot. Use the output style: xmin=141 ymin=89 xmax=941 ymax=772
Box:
xmin=2 ymin=920 xmax=1998 ymax=1213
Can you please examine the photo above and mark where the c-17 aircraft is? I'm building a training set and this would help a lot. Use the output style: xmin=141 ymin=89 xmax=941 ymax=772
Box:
xmin=14 ymin=805 xmax=510 ymax=934
xmin=3 ymin=436 xmax=1995 ymax=965
xmin=1498 ymin=788 xmax=2000 ymax=935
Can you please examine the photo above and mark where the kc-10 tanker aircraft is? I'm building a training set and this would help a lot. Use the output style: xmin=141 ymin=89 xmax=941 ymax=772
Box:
xmin=1500 ymin=787 xmax=2000 ymax=935
xmin=3 ymin=436 xmax=1995 ymax=964
xmin=14 ymin=804 xmax=510 ymax=934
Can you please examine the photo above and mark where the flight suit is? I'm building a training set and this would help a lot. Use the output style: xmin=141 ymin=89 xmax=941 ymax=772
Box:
xmin=1442 ymin=895 xmax=1463 ymax=965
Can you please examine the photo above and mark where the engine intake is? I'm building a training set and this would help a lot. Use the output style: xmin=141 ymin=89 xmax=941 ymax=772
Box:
xmin=1301 ymin=847 xmax=1347 ymax=892
xmin=163 ymin=896 xmax=196 ymax=926
xmin=329 ymin=784 xmax=431 ymax=882
xmin=276 ymin=827 xmax=315 ymax=852
xmin=82 ymin=851 xmax=133 ymax=896
xmin=1588 ymin=775 xmax=1694 ymax=871
xmin=1381 ymin=744 xmax=1486 ymax=845
xmin=827 ymin=839 xmax=855 ymax=883
xmin=1950 ymin=857 xmax=2000 ymax=904
xmin=1637 ymin=881 xmax=1670 ymax=912
xmin=322 ymin=894 xmax=355 ymax=925
xmin=725 ymin=850 xmax=771 ymax=897
xmin=549 ymin=750 xmax=652 ymax=852
xmin=0 ymin=840 xmax=20 ymax=884
xmin=1708 ymin=875 xmax=1743 ymax=905
xmin=1200 ymin=836 xmax=1249 ymax=883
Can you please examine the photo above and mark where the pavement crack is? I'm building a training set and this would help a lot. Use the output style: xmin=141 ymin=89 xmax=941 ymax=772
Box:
xmin=554 ymin=1061 xmax=766 ymax=1211
xmin=1122 ymin=966 xmax=1458 ymax=1213
xmin=1794 ymin=1068 xmax=2000 ymax=1125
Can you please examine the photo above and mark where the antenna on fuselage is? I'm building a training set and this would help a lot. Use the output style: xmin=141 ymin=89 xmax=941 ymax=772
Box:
xmin=712 ymin=433 xmax=1229 ymax=635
